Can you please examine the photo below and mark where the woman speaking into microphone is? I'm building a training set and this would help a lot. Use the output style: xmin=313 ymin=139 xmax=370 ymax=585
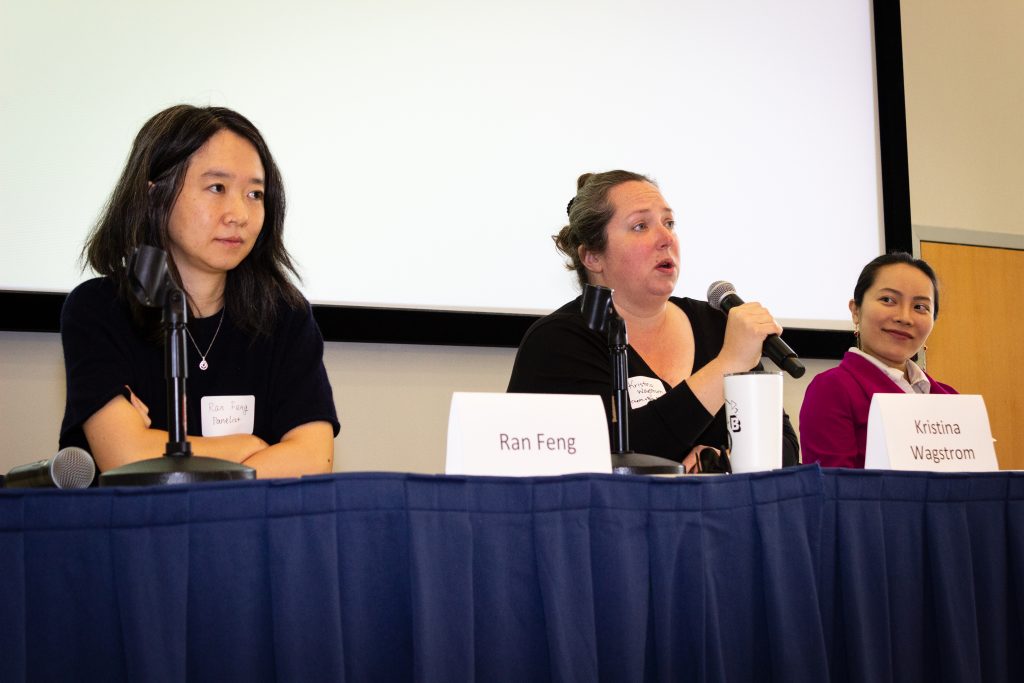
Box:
xmin=507 ymin=170 xmax=799 ymax=468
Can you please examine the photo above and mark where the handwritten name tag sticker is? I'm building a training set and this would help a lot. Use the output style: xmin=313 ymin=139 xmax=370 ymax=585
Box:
xmin=201 ymin=395 xmax=256 ymax=437
xmin=864 ymin=394 xmax=998 ymax=472
xmin=446 ymin=392 xmax=611 ymax=476
xmin=628 ymin=376 xmax=666 ymax=409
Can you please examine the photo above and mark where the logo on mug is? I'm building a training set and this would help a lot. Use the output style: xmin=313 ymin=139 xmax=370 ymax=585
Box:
xmin=726 ymin=398 xmax=741 ymax=432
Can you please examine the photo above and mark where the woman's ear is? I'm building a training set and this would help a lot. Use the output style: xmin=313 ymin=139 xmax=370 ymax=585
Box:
xmin=848 ymin=299 xmax=860 ymax=325
xmin=580 ymin=245 xmax=602 ymax=274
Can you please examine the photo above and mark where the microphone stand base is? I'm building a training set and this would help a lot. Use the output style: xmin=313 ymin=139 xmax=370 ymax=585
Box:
xmin=99 ymin=455 xmax=256 ymax=487
xmin=611 ymin=452 xmax=687 ymax=476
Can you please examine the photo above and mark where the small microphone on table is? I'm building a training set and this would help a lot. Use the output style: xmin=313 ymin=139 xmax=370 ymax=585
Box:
xmin=3 ymin=447 xmax=96 ymax=489
xmin=707 ymin=280 xmax=806 ymax=378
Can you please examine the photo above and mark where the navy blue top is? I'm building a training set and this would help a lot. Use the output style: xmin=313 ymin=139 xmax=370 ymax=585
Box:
xmin=59 ymin=277 xmax=339 ymax=453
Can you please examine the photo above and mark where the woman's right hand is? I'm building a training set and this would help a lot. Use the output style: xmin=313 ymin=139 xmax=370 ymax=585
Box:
xmin=717 ymin=302 xmax=783 ymax=374
xmin=126 ymin=386 xmax=152 ymax=428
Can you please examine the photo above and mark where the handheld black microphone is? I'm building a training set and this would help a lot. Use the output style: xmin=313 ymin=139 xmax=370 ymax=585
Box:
xmin=707 ymin=281 xmax=806 ymax=379
xmin=3 ymin=447 xmax=96 ymax=489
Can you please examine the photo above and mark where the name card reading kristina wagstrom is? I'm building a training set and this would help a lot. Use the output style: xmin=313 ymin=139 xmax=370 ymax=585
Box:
xmin=446 ymin=392 xmax=612 ymax=476
xmin=864 ymin=394 xmax=998 ymax=472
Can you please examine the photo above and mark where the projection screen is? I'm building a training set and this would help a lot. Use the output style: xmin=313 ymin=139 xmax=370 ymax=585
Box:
xmin=0 ymin=0 xmax=910 ymax=351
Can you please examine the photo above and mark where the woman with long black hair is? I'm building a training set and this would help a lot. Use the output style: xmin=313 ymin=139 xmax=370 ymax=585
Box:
xmin=59 ymin=105 xmax=339 ymax=478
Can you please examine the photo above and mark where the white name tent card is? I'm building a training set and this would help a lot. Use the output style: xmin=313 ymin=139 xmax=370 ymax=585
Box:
xmin=446 ymin=392 xmax=612 ymax=476
xmin=864 ymin=394 xmax=998 ymax=472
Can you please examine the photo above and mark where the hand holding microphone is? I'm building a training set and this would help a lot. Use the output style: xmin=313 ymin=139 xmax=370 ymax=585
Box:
xmin=708 ymin=281 xmax=806 ymax=378
xmin=718 ymin=300 xmax=782 ymax=372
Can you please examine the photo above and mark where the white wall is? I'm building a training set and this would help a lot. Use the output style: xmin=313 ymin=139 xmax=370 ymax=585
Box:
xmin=901 ymin=0 xmax=1024 ymax=236
xmin=323 ymin=342 xmax=517 ymax=473
xmin=0 ymin=332 xmax=67 ymax=470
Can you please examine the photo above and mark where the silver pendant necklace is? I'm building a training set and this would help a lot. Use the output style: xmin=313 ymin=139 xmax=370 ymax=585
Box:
xmin=185 ymin=308 xmax=225 ymax=371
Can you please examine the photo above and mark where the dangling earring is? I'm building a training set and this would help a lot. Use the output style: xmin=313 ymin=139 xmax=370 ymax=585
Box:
xmin=853 ymin=323 xmax=861 ymax=349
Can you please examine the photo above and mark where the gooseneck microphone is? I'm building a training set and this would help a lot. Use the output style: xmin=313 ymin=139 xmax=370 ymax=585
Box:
xmin=707 ymin=281 xmax=806 ymax=379
xmin=3 ymin=447 xmax=96 ymax=489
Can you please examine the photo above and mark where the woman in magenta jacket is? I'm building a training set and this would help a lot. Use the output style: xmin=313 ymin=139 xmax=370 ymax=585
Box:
xmin=800 ymin=253 xmax=957 ymax=468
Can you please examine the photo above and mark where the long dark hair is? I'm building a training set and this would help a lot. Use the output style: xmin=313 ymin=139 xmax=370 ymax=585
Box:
xmin=83 ymin=104 xmax=304 ymax=336
xmin=553 ymin=170 xmax=654 ymax=288
xmin=853 ymin=252 xmax=940 ymax=319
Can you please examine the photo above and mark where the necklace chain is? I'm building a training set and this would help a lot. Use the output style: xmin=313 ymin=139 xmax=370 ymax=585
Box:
xmin=185 ymin=308 xmax=225 ymax=371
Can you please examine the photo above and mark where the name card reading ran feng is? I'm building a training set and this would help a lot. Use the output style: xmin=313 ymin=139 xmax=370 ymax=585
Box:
xmin=446 ymin=392 xmax=611 ymax=476
xmin=864 ymin=394 xmax=998 ymax=472
xmin=499 ymin=432 xmax=577 ymax=455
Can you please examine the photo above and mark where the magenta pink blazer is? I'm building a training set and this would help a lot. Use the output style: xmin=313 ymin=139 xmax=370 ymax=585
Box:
xmin=799 ymin=351 xmax=957 ymax=468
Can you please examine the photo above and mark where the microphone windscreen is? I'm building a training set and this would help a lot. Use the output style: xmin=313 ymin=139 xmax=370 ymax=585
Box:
xmin=707 ymin=280 xmax=738 ymax=311
xmin=581 ymin=284 xmax=614 ymax=333
xmin=51 ymin=447 xmax=95 ymax=489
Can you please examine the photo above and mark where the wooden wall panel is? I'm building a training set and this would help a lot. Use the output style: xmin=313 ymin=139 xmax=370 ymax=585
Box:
xmin=920 ymin=241 xmax=1022 ymax=469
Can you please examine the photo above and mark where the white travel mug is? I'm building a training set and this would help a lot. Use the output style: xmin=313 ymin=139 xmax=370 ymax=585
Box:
xmin=723 ymin=371 xmax=783 ymax=473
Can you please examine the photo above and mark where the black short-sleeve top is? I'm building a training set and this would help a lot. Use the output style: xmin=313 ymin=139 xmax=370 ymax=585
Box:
xmin=59 ymin=277 xmax=340 ymax=452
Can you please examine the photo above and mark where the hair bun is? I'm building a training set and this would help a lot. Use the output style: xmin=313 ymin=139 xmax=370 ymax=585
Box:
xmin=576 ymin=173 xmax=594 ymax=191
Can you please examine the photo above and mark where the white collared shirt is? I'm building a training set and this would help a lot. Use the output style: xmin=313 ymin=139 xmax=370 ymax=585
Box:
xmin=849 ymin=347 xmax=931 ymax=394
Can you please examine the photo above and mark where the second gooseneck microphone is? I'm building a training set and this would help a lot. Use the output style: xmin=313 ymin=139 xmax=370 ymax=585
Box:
xmin=707 ymin=281 xmax=806 ymax=378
